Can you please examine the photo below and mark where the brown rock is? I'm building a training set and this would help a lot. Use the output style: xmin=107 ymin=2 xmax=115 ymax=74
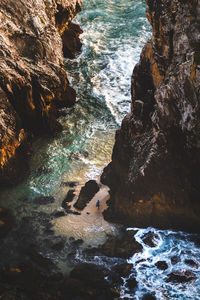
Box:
xmin=113 ymin=263 xmax=133 ymax=277
xmin=167 ymin=270 xmax=196 ymax=283
xmin=0 ymin=0 xmax=82 ymax=185
xmin=101 ymin=0 xmax=200 ymax=233
xmin=126 ymin=278 xmax=137 ymax=290
xmin=155 ymin=261 xmax=168 ymax=270
xmin=101 ymin=230 xmax=142 ymax=258
xmin=184 ymin=259 xmax=199 ymax=269
xmin=141 ymin=231 xmax=160 ymax=247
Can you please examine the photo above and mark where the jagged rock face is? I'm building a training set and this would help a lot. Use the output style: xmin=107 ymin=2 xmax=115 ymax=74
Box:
xmin=102 ymin=0 xmax=200 ymax=232
xmin=0 ymin=0 xmax=82 ymax=184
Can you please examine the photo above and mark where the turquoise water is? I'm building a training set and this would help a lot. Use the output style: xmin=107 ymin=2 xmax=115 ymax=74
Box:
xmin=1 ymin=0 xmax=200 ymax=299
xmin=0 ymin=0 xmax=151 ymax=206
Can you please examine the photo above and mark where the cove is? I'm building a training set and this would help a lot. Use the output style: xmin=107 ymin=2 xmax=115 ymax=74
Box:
xmin=0 ymin=0 xmax=200 ymax=299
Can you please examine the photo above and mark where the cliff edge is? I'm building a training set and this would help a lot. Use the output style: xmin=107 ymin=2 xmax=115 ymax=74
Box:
xmin=102 ymin=0 xmax=200 ymax=232
xmin=0 ymin=0 xmax=82 ymax=184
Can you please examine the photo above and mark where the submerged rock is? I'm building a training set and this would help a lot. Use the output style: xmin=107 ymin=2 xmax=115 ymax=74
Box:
xmin=62 ymin=189 xmax=76 ymax=209
xmin=171 ymin=256 xmax=180 ymax=265
xmin=33 ymin=196 xmax=55 ymax=205
xmin=167 ymin=270 xmax=196 ymax=283
xmin=142 ymin=294 xmax=156 ymax=300
xmin=141 ymin=231 xmax=160 ymax=247
xmin=61 ymin=181 xmax=78 ymax=187
xmin=74 ymin=180 xmax=100 ymax=210
xmin=184 ymin=259 xmax=199 ymax=269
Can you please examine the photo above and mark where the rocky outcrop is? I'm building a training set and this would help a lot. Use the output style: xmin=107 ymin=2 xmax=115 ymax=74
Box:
xmin=102 ymin=0 xmax=200 ymax=232
xmin=0 ymin=0 xmax=82 ymax=185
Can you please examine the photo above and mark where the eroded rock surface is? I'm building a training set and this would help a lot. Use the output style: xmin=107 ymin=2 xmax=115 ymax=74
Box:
xmin=102 ymin=0 xmax=200 ymax=232
xmin=0 ymin=0 xmax=82 ymax=185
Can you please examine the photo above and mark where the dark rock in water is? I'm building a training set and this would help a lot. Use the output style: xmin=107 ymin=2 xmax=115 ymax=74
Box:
xmin=167 ymin=270 xmax=196 ymax=283
xmin=0 ymin=207 xmax=15 ymax=238
xmin=79 ymin=150 xmax=89 ymax=158
xmin=113 ymin=263 xmax=133 ymax=277
xmin=36 ymin=166 xmax=52 ymax=176
xmin=141 ymin=231 xmax=160 ymax=247
xmin=51 ymin=241 xmax=65 ymax=251
xmin=62 ymin=190 xmax=76 ymax=209
xmin=107 ymin=271 xmax=124 ymax=286
xmin=136 ymin=259 xmax=146 ymax=264
xmin=101 ymin=230 xmax=142 ymax=258
xmin=72 ymin=239 xmax=83 ymax=247
xmin=155 ymin=261 xmax=168 ymax=270
xmin=171 ymin=256 xmax=180 ymax=265
xmin=61 ymin=181 xmax=78 ymax=188
xmin=126 ymin=278 xmax=138 ymax=290
xmin=33 ymin=196 xmax=55 ymax=205
xmin=67 ymin=263 xmax=120 ymax=299
xmin=24 ymin=247 xmax=54 ymax=269
xmin=142 ymin=294 xmax=156 ymax=300
xmin=184 ymin=259 xmax=199 ymax=269
xmin=74 ymin=180 xmax=100 ymax=210
xmin=51 ymin=210 xmax=65 ymax=218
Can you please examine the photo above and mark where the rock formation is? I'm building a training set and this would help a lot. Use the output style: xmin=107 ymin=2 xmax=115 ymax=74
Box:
xmin=102 ymin=0 xmax=200 ymax=232
xmin=0 ymin=0 xmax=82 ymax=185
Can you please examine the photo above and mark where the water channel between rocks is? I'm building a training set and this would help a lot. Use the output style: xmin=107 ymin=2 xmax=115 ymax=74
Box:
xmin=1 ymin=0 xmax=200 ymax=299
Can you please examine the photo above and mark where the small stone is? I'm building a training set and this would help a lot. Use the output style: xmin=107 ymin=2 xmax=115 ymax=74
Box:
xmin=167 ymin=270 xmax=196 ymax=283
xmin=126 ymin=278 xmax=137 ymax=290
xmin=184 ymin=259 xmax=199 ymax=268
xmin=141 ymin=231 xmax=160 ymax=247
xmin=155 ymin=261 xmax=168 ymax=270
xmin=171 ymin=256 xmax=180 ymax=265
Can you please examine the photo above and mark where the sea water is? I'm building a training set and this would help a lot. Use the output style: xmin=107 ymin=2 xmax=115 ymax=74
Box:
xmin=0 ymin=0 xmax=200 ymax=298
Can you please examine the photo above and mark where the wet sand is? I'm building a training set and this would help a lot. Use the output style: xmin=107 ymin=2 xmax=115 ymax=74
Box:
xmin=52 ymin=185 xmax=118 ymax=246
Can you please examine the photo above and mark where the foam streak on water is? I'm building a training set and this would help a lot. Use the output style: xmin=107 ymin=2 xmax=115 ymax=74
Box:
xmin=123 ymin=228 xmax=200 ymax=300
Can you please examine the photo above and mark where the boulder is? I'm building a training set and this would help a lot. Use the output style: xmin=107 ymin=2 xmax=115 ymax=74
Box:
xmin=62 ymin=189 xmax=76 ymax=209
xmin=141 ymin=231 xmax=160 ymax=247
xmin=142 ymin=294 xmax=156 ymax=300
xmin=184 ymin=259 xmax=199 ymax=269
xmin=113 ymin=263 xmax=133 ymax=277
xmin=74 ymin=180 xmax=100 ymax=210
xmin=126 ymin=278 xmax=137 ymax=290
xmin=155 ymin=261 xmax=168 ymax=270
xmin=167 ymin=270 xmax=196 ymax=283
xmin=171 ymin=256 xmax=180 ymax=265
xmin=101 ymin=230 xmax=142 ymax=258
xmin=67 ymin=263 xmax=119 ymax=299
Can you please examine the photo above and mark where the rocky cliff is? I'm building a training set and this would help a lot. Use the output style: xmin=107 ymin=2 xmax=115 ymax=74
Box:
xmin=0 ymin=0 xmax=82 ymax=185
xmin=102 ymin=0 xmax=200 ymax=232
